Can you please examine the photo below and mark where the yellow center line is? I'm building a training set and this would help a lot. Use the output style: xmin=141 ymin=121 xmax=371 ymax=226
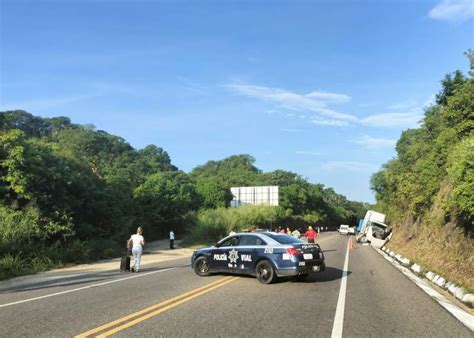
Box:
xmin=75 ymin=276 xmax=237 ymax=338
xmin=97 ymin=277 xmax=239 ymax=337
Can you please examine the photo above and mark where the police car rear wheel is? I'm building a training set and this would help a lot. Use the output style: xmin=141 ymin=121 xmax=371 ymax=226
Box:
xmin=256 ymin=260 xmax=276 ymax=284
xmin=194 ymin=256 xmax=210 ymax=276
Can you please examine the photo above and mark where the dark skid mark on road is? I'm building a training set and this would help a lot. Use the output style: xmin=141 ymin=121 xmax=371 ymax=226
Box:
xmin=19 ymin=278 xmax=107 ymax=292
xmin=0 ymin=273 xmax=116 ymax=294
xmin=0 ymin=264 xmax=190 ymax=294
xmin=295 ymin=267 xmax=351 ymax=283
xmin=211 ymin=267 xmax=350 ymax=285
xmin=128 ymin=264 xmax=190 ymax=274
xmin=322 ymin=249 xmax=337 ymax=253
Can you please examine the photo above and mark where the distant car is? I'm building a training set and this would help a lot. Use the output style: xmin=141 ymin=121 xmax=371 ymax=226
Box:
xmin=191 ymin=232 xmax=325 ymax=284
xmin=338 ymin=224 xmax=349 ymax=235
xmin=348 ymin=227 xmax=356 ymax=235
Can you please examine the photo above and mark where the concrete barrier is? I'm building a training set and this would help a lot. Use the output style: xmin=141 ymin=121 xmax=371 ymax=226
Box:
xmin=448 ymin=283 xmax=458 ymax=295
xmin=425 ymin=271 xmax=435 ymax=281
xmin=399 ymin=257 xmax=411 ymax=266
xmin=454 ymin=287 xmax=466 ymax=301
xmin=461 ymin=294 xmax=474 ymax=308
xmin=435 ymin=277 xmax=446 ymax=288
xmin=378 ymin=246 xmax=474 ymax=309
xmin=411 ymin=263 xmax=422 ymax=274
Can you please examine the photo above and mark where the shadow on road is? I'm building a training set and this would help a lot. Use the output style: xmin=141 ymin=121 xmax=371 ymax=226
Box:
xmin=0 ymin=264 xmax=190 ymax=294
xmin=273 ymin=267 xmax=350 ymax=284
xmin=297 ymin=267 xmax=351 ymax=283
xmin=224 ymin=266 xmax=350 ymax=285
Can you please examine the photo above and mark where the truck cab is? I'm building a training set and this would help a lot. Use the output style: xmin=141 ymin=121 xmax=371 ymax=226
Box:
xmin=356 ymin=210 xmax=391 ymax=248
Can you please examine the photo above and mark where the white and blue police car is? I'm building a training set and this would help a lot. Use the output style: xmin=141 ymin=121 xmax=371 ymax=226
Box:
xmin=191 ymin=232 xmax=325 ymax=284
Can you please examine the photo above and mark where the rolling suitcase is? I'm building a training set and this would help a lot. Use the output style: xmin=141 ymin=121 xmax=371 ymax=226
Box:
xmin=120 ymin=251 xmax=131 ymax=272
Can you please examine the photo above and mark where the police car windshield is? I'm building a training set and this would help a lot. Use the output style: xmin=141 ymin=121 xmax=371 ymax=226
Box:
xmin=265 ymin=233 xmax=304 ymax=244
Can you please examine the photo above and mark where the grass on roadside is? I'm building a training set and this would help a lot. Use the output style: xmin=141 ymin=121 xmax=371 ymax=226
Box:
xmin=386 ymin=223 xmax=473 ymax=292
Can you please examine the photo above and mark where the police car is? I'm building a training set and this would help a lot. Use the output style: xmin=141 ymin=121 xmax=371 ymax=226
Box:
xmin=191 ymin=232 xmax=325 ymax=284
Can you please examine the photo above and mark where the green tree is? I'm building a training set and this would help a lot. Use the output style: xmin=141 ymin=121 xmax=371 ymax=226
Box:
xmin=133 ymin=171 xmax=198 ymax=238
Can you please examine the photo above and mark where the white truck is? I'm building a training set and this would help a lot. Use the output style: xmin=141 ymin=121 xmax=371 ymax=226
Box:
xmin=338 ymin=224 xmax=350 ymax=235
xmin=356 ymin=210 xmax=391 ymax=248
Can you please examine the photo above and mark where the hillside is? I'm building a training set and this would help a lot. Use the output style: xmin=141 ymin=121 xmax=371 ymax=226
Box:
xmin=371 ymin=51 xmax=474 ymax=288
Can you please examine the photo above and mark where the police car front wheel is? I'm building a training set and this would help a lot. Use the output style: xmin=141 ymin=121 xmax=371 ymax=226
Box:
xmin=255 ymin=260 xmax=276 ymax=284
xmin=194 ymin=256 xmax=210 ymax=276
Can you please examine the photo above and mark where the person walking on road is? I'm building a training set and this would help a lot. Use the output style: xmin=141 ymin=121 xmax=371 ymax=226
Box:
xmin=128 ymin=226 xmax=145 ymax=273
xmin=291 ymin=229 xmax=301 ymax=239
xmin=169 ymin=230 xmax=175 ymax=250
xmin=305 ymin=226 xmax=317 ymax=243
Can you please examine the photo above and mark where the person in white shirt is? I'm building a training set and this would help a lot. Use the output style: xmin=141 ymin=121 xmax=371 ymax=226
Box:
xmin=291 ymin=229 xmax=301 ymax=239
xmin=169 ymin=230 xmax=175 ymax=250
xmin=128 ymin=226 xmax=145 ymax=272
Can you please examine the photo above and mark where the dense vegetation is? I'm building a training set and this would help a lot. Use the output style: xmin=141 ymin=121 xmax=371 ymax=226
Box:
xmin=371 ymin=51 xmax=473 ymax=287
xmin=0 ymin=112 xmax=366 ymax=279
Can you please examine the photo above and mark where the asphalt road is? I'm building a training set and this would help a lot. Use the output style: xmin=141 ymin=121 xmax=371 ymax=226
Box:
xmin=0 ymin=232 xmax=471 ymax=337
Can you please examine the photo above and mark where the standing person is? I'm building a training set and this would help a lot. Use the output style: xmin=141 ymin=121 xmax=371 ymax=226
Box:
xmin=128 ymin=226 xmax=145 ymax=273
xmin=291 ymin=228 xmax=301 ymax=239
xmin=286 ymin=227 xmax=292 ymax=235
xmin=305 ymin=226 xmax=317 ymax=243
xmin=169 ymin=230 xmax=175 ymax=249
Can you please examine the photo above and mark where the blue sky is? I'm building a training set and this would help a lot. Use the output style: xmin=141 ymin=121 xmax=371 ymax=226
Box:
xmin=1 ymin=0 xmax=473 ymax=203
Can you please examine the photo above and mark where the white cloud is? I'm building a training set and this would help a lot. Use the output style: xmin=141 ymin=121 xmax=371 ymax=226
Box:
xmin=322 ymin=161 xmax=380 ymax=172
xmin=428 ymin=0 xmax=474 ymax=21
xmin=311 ymin=117 xmax=350 ymax=126
xmin=423 ymin=94 xmax=437 ymax=108
xmin=360 ymin=112 xmax=423 ymax=128
xmin=387 ymin=100 xmax=418 ymax=110
xmin=306 ymin=91 xmax=351 ymax=103
xmin=228 ymin=82 xmax=428 ymax=130
xmin=227 ymin=83 xmax=356 ymax=122
xmin=354 ymin=135 xmax=397 ymax=150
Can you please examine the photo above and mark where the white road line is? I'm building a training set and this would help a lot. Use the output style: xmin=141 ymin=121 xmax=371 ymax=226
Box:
xmin=331 ymin=238 xmax=350 ymax=338
xmin=0 ymin=265 xmax=189 ymax=308
xmin=374 ymin=248 xmax=474 ymax=332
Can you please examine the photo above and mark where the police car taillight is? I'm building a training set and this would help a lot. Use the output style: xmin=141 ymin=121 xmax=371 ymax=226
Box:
xmin=287 ymin=248 xmax=301 ymax=255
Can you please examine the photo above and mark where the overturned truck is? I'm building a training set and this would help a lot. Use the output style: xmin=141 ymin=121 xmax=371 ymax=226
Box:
xmin=356 ymin=210 xmax=392 ymax=248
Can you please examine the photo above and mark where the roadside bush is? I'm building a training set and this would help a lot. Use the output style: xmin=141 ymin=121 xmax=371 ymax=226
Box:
xmin=87 ymin=238 xmax=122 ymax=259
xmin=191 ymin=209 xmax=229 ymax=244
xmin=0 ymin=206 xmax=42 ymax=254
xmin=30 ymin=255 xmax=54 ymax=272
xmin=446 ymin=135 xmax=474 ymax=232
xmin=0 ymin=254 xmax=29 ymax=280
xmin=60 ymin=240 xmax=92 ymax=263
xmin=186 ymin=205 xmax=280 ymax=244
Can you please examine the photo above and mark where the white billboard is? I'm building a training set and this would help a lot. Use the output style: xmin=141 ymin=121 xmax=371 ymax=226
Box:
xmin=230 ymin=186 xmax=279 ymax=207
